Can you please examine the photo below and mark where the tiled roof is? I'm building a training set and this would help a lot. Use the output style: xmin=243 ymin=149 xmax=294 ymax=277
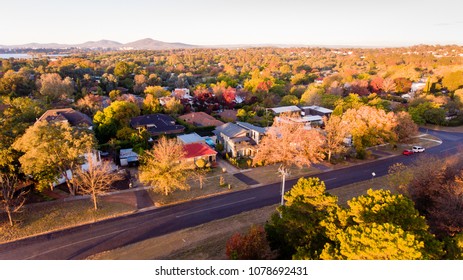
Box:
xmin=183 ymin=143 xmax=217 ymax=159
xmin=218 ymin=109 xmax=238 ymax=121
xmin=130 ymin=114 xmax=185 ymax=136
xmin=37 ymin=108 xmax=93 ymax=127
xmin=179 ymin=112 xmax=224 ymax=127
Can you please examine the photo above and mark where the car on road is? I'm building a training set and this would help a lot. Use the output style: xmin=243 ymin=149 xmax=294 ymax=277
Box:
xmin=412 ymin=146 xmax=425 ymax=153
xmin=402 ymin=149 xmax=414 ymax=156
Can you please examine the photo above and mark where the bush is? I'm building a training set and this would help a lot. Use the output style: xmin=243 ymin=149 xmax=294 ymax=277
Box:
xmin=226 ymin=225 xmax=271 ymax=260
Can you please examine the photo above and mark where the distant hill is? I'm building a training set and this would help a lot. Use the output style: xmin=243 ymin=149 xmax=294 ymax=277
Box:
xmin=0 ymin=38 xmax=198 ymax=50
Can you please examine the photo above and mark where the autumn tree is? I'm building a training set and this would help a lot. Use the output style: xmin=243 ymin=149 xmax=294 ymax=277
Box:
xmin=36 ymin=73 xmax=74 ymax=104
xmin=253 ymin=114 xmax=325 ymax=206
xmin=142 ymin=93 xmax=163 ymax=114
xmin=226 ymin=225 xmax=272 ymax=260
xmin=394 ymin=77 xmax=412 ymax=94
xmin=323 ymin=115 xmax=349 ymax=162
xmin=394 ymin=111 xmax=418 ymax=142
xmin=442 ymin=71 xmax=463 ymax=92
xmin=164 ymin=98 xmax=184 ymax=115
xmin=341 ymin=106 xmax=397 ymax=157
xmin=72 ymin=153 xmax=122 ymax=210
xmin=0 ymin=173 xmax=27 ymax=226
xmin=139 ymin=137 xmax=193 ymax=196
xmin=382 ymin=78 xmax=396 ymax=94
xmin=144 ymin=86 xmax=170 ymax=98
xmin=13 ymin=121 xmax=95 ymax=195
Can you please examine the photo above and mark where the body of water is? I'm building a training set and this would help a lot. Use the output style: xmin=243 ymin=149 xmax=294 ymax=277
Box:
xmin=0 ymin=53 xmax=69 ymax=59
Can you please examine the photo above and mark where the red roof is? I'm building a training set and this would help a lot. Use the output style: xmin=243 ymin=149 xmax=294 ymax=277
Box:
xmin=183 ymin=143 xmax=217 ymax=159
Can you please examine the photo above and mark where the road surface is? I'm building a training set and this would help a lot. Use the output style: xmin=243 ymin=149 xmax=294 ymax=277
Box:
xmin=0 ymin=128 xmax=461 ymax=259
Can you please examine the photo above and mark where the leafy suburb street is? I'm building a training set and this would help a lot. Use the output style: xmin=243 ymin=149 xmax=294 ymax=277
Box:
xmin=0 ymin=128 xmax=461 ymax=260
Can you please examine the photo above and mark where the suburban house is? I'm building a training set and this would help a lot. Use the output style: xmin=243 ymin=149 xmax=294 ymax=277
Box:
xmin=130 ymin=114 xmax=185 ymax=136
xmin=213 ymin=122 xmax=267 ymax=157
xmin=177 ymin=132 xmax=206 ymax=145
xmin=37 ymin=108 xmax=93 ymax=129
xmin=269 ymin=105 xmax=302 ymax=115
xmin=236 ymin=121 xmax=268 ymax=145
xmin=173 ymin=88 xmax=192 ymax=100
xmin=182 ymin=142 xmax=217 ymax=166
xmin=178 ymin=112 xmax=225 ymax=127
xmin=299 ymin=105 xmax=333 ymax=118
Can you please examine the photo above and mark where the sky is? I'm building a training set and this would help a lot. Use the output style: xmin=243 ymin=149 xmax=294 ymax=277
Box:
xmin=2 ymin=0 xmax=463 ymax=47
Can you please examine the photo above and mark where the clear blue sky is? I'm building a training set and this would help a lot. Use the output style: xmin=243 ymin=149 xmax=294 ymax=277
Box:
xmin=2 ymin=0 xmax=463 ymax=46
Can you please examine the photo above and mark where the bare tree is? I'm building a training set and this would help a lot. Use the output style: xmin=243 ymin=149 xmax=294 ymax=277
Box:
xmin=253 ymin=114 xmax=325 ymax=206
xmin=72 ymin=154 xmax=122 ymax=210
xmin=0 ymin=173 xmax=27 ymax=226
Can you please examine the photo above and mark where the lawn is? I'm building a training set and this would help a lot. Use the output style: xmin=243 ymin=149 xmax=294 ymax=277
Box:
xmin=0 ymin=199 xmax=136 ymax=243
xmin=89 ymin=175 xmax=397 ymax=260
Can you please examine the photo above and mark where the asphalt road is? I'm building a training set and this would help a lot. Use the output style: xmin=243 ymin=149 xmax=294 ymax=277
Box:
xmin=0 ymin=128 xmax=462 ymax=260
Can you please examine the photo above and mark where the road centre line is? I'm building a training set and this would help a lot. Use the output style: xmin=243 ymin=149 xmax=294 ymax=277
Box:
xmin=175 ymin=197 xmax=256 ymax=218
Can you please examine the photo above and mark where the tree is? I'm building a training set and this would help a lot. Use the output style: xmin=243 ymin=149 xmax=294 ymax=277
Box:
xmin=12 ymin=121 xmax=95 ymax=195
xmin=72 ymin=153 xmax=122 ymax=210
xmin=394 ymin=111 xmax=418 ymax=142
xmin=36 ymin=73 xmax=74 ymax=104
xmin=382 ymin=78 xmax=396 ymax=94
xmin=300 ymin=85 xmax=323 ymax=105
xmin=279 ymin=95 xmax=299 ymax=106
xmin=139 ymin=137 xmax=193 ymax=196
xmin=93 ymin=100 xmax=140 ymax=142
xmin=253 ymin=114 xmax=325 ymax=206
xmin=320 ymin=189 xmax=443 ymax=260
xmin=341 ymin=106 xmax=397 ymax=157
xmin=394 ymin=77 xmax=412 ymax=94
xmin=142 ymin=93 xmax=163 ymax=114
xmin=442 ymin=71 xmax=463 ymax=92
xmin=266 ymin=177 xmax=338 ymax=259
xmin=114 ymin=61 xmax=131 ymax=78
xmin=226 ymin=225 xmax=272 ymax=260
xmin=144 ymin=86 xmax=170 ymax=98
xmin=323 ymin=115 xmax=349 ymax=162
xmin=0 ymin=173 xmax=27 ymax=226
xmin=164 ymin=98 xmax=183 ymax=115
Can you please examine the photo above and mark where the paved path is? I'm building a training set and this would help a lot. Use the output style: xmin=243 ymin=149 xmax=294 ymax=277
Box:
xmin=215 ymin=157 xmax=240 ymax=174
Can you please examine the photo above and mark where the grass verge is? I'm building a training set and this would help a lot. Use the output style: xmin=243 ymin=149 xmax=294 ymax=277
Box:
xmin=0 ymin=199 xmax=136 ymax=244
xmin=90 ymin=175 xmax=397 ymax=260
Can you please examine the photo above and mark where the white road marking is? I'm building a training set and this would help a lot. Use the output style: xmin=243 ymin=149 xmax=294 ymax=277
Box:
xmin=440 ymin=147 xmax=458 ymax=153
xmin=175 ymin=197 xmax=256 ymax=218
xmin=324 ymin=178 xmax=337 ymax=182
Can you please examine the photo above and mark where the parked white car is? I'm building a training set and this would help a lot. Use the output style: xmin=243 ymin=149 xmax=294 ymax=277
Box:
xmin=412 ymin=146 xmax=425 ymax=153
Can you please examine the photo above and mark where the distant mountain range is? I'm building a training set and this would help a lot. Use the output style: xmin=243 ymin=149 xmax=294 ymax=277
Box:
xmin=0 ymin=38 xmax=398 ymax=51
xmin=0 ymin=38 xmax=198 ymax=50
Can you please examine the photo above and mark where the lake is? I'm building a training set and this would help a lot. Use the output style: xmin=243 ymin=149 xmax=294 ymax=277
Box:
xmin=0 ymin=53 xmax=69 ymax=59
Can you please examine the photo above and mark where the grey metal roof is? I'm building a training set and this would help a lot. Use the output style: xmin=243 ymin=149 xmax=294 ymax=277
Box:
xmin=214 ymin=122 xmax=247 ymax=138
xmin=236 ymin=121 xmax=268 ymax=134
xmin=177 ymin=132 xmax=204 ymax=144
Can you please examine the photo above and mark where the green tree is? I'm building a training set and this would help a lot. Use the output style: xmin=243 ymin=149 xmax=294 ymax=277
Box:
xmin=279 ymin=95 xmax=299 ymax=106
xmin=114 ymin=61 xmax=132 ymax=78
xmin=93 ymin=100 xmax=140 ymax=142
xmin=139 ymin=137 xmax=193 ymax=196
xmin=12 ymin=121 xmax=95 ymax=195
xmin=266 ymin=178 xmax=338 ymax=259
